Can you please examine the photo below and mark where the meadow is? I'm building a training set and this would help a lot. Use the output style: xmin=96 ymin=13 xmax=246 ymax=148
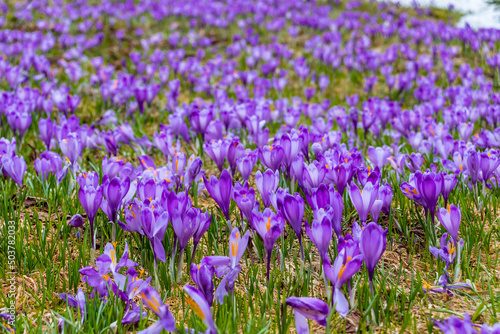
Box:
xmin=0 ymin=0 xmax=499 ymax=333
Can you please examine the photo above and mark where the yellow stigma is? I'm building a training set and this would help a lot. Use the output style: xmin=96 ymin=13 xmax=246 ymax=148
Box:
xmin=338 ymin=257 xmax=352 ymax=280
xmin=266 ymin=217 xmax=271 ymax=231
xmin=231 ymin=242 xmax=237 ymax=257
xmin=65 ymin=156 xmax=70 ymax=163
xmin=422 ymin=280 xmax=433 ymax=290
xmin=110 ymin=248 xmax=116 ymax=265
xmin=142 ymin=293 xmax=161 ymax=313
xmin=186 ymin=298 xmax=205 ymax=319
xmin=448 ymin=241 xmax=456 ymax=255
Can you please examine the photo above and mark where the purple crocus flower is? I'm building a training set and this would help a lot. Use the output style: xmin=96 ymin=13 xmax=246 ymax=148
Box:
xmin=307 ymin=184 xmax=343 ymax=237
xmin=286 ymin=297 xmax=329 ymax=334
xmin=466 ymin=150 xmax=479 ymax=186
xmin=227 ymin=138 xmax=244 ymax=176
xmin=183 ymin=285 xmax=217 ymax=334
xmin=102 ymin=156 xmax=125 ymax=179
xmin=260 ymin=145 xmax=284 ymax=172
xmin=77 ymin=172 xmax=103 ymax=249
xmin=359 ymin=222 xmax=388 ymax=290
xmin=100 ymin=176 xmax=131 ymax=224
xmin=255 ymin=169 xmax=279 ymax=207
xmin=434 ymin=313 xmax=477 ymax=334
xmin=406 ymin=152 xmax=423 ymax=173
xmin=68 ymin=214 xmax=84 ymax=227
xmin=59 ymin=132 xmax=83 ymax=171
xmin=429 ymin=233 xmax=463 ymax=268
xmin=59 ymin=289 xmax=86 ymax=324
xmin=171 ymin=207 xmax=200 ymax=253
xmin=232 ymin=181 xmax=256 ymax=224
xmin=441 ymin=174 xmax=457 ymax=207
xmin=276 ymin=132 xmax=303 ymax=170
xmin=203 ymin=169 xmax=232 ymax=222
xmin=478 ymin=151 xmax=500 ymax=184
xmin=190 ymin=264 xmax=215 ymax=307
xmin=302 ymin=161 xmax=327 ymax=190
xmin=39 ymin=117 xmax=54 ymax=149
xmin=437 ymin=204 xmax=461 ymax=245
xmin=368 ymin=146 xmax=391 ymax=170
xmin=201 ymin=227 xmax=249 ymax=304
xmin=282 ymin=192 xmax=305 ymax=260
xmin=324 ymin=249 xmax=363 ymax=317
xmin=422 ymin=271 xmax=470 ymax=296
xmin=205 ymin=139 xmax=230 ymax=172
xmin=305 ymin=214 xmax=331 ymax=262
xmin=415 ymin=170 xmax=444 ymax=223
xmin=191 ymin=210 xmax=211 ymax=262
xmin=252 ymin=208 xmax=285 ymax=281
xmin=236 ymin=150 xmax=258 ymax=181
xmin=2 ymin=155 xmax=27 ymax=186
xmin=138 ymin=287 xmax=176 ymax=334
xmin=378 ymin=183 xmax=393 ymax=214
xmin=348 ymin=181 xmax=379 ymax=223
xmin=141 ymin=207 xmax=169 ymax=263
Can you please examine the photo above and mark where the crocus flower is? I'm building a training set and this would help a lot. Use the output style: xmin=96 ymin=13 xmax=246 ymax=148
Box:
xmin=255 ymin=169 xmax=279 ymax=207
xmin=422 ymin=271 xmax=470 ymax=296
xmin=406 ymin=152 xmax=423 ymax=173
xmin=35 ymin=151 xmax=69 ymax=184
xmin=429 ymin=233 xmax=463 ymax=268
xmin=204 ymin=139 xmax=230 ymax=172
xmin=478 ymin=151 xmax=500 ymax=184
xmin=201 ymin=227 xmax=249 ymax=304
xmin=59 ymin=132 xmax=83 ymax=171
xmin=441 ymin=174 xmax=457 ymax=207
xmin=306 ymin=184 xmax=343 ymax=237
xmin=434 ymin=313 xmax=477 ymax=334
xmin=415 ymin=171 xmax=444 ymax=223
xmin=236 ymin=150 xmax=258 ymax=181
xmin=286 ymin=297 xmax=329 ymax=334
xmin=2 ymin=155 xmax=27 ymax=186
xmin=183 ymin=285 xmax=217 ymax=334
xmin=102 ymin=156 xmax=125 ymax=178
xmin=77 ymin=172 xmax=103 ymax=249
xmin=348 ymin=181 xmax=379 ymax=223
xmin=305 ymin=214 xmax=331 ymax=262
xmin=232 ymin=181 xmax=256 ymax=223
xmin=68 ymin=214 xmax=84 ymax=227
xmin=59 ymin=289 xmax=86 ymax=324
xmin=323 ymin=249 xmax=363 ymax=317
xmin=369 ymin=200 xmax=383 ymax=224
xmin=378 ymin=183 xmax=393 ymax=214
xmin=302 ymin=161 xmax=327 ymax=190
xmin=276 ymin=132 xmax=303 ymax=169
xmin=39 ymin=117 xmax=54 ymax=149
xmin=100 ymin=176 xmax=131 ymax=224
xmin=141 ymin=207 xmax=169 ymax=263
xmin=191 ymin=210 xmax=211 ymax=262
xmin=282 ymin=192 xmax=305 ymax=260
xmin=190 ymin=264 xmax=215 ymax=306
xmin=203 ymin=169 xmax=232 ymax=223
xmin=138 ymin=287 xmax=176 ymax=334
xmin=359 ymin=222 xmax=388 ymax=290
xmin=260 ymin=144 xmax=284 ymax=172
xmin=437 ymin=204 xmax=461 ymax=244
xmin=252 ymin=208 xmax=285 ymax=280
xmin=368 ymin=146 xmax=391 ymax=170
